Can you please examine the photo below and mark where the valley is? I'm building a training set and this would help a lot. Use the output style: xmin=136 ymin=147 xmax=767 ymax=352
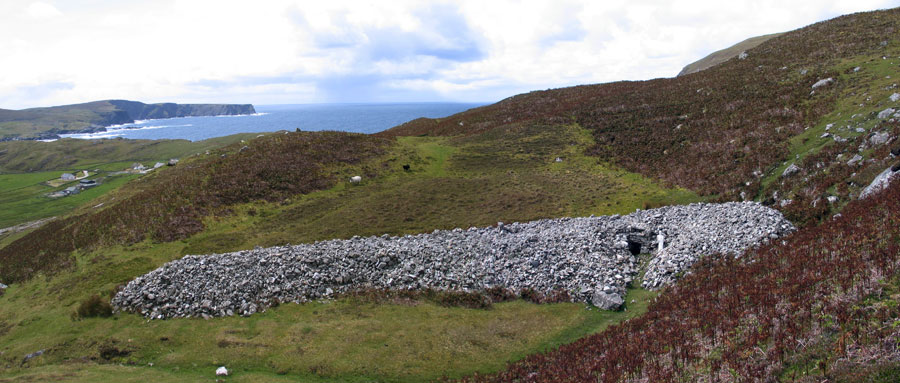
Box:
xmin=0 ymin=6 xmax=899 ymax=383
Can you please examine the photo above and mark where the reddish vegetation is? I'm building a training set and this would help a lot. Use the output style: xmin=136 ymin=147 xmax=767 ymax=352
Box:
xmin=0 ymin=131 xmax=388 ymax=283
xmin=459 ymin=180 xmax=900 ymax=382
xmin=381 ymin=9 xmax=900 ymax=200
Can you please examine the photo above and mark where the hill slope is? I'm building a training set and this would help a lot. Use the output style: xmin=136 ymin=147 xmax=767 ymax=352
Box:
xmin=381 ymin=8 xmax=900 ymax=223
xmin=0 ymin=7 xmax=899 ymax=383
xmin=0 ymin=100 xmax=255 ymax=140
xmin=677 ymin=32 xmax=784 ymax=76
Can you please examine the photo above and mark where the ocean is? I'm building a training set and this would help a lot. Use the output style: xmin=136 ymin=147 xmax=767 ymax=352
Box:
xmin=59 ymin=103 xmax=485 ymax=141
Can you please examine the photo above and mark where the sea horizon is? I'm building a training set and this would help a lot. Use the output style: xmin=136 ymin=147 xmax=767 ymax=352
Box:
xmin=59 ymin=102 xmax=487 ymax=141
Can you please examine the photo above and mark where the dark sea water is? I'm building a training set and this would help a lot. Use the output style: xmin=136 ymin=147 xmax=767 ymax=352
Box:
xmin=59 ymin=103 xmax=485 ymax=141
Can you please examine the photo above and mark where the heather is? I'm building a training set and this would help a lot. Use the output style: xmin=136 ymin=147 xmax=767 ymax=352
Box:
xmin=381 ymin=8 xmax=900 ymax=202
xmin=460 ymin=172 xmax=900 ymax=382
xmin=0 ymin=131 xmax=388 ymax=283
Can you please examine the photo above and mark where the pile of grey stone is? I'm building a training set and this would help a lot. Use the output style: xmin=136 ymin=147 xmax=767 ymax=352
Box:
xmin=112 ymin=202 xmax=793 ymax=319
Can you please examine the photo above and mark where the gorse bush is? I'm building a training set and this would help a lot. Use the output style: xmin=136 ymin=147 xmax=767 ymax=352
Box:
xmin=0 ymin=131 xmax=388 ymax=283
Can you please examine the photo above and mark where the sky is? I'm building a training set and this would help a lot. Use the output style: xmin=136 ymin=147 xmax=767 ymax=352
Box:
xmin=1 ymin=0 xmax=898 ymax=109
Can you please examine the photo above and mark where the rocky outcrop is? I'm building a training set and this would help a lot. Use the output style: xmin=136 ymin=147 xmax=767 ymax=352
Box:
xmin=112 ymin=202 xmax=793 ymax=319
xmin=106 ymin=100 xmax=255 ymax=122
xmin=860 ymin=167 xmax=900 ymax=199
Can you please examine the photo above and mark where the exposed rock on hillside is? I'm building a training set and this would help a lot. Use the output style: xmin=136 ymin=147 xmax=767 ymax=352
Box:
xmin=860 ymin=166 xmax=900 ymax=198
xmin=113 ymin=202 xmax=793 ymax=319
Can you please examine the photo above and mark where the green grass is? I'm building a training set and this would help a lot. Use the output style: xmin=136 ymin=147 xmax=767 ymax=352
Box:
xmin=182 ymin=124 xmax=700 ymax=254
xmin=0 ymin=122 xmax=683 ymax=381
xmin=0 ymin=134 xmax=263 ymax=229
xmin=0 ymin=240 xmax=657 ymax=382
xmin=0 ymin=135 xmax=260 ymax=173
xmin=758 ymin=48 xmax=900 ymax=195
xmin=0 ymin=170 xmax=137 ymax=228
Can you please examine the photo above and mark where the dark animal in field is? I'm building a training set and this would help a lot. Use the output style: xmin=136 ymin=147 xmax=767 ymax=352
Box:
xmin=403 ymin=164 xmax=410 ymax=171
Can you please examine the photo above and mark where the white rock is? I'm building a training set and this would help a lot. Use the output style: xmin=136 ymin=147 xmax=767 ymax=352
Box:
xmin=811 ymin=78 xmax=834 ymax=89
xmin=111 ymin=203 xmax=794 ymax=317
xmin=216 ymin=366 xmax=229 ymax=376
xmin=890 ymin=93 xmax=900 ymax=102
xmin=878 ymin=108 xmax=896 ymax=120
xmin=860 ymin=167 xmax=899 ymax=199
xmin=782 ymin=164 xmax=800 ymax=177
xmin=870 ymin=131 xmax=891 ymax=146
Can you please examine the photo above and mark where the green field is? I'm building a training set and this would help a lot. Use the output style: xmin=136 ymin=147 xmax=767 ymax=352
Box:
xmin=0 ymin=169 xmax=137 ymax=228
xmin=0 ymin=122 xmax=691 ymax=381
xmin=0 ymin=134 xmax=265 ymax=229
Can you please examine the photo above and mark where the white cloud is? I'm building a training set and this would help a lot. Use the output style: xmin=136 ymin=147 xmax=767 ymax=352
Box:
xmin=24 ymin=1 xmax=62 ymax=19
xmin=0 ymin=0 xmax=898 ymax=109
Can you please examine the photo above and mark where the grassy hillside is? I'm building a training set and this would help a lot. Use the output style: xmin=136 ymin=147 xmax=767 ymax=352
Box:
xmin=0 ymin=7 xmax=899 ymax=383
xmin=0 ymin=135 xmax=260 ymax=173
xmin=677 ymin=32 xmax=784 ymax=76
xmin=462 ymin=164 xmax=900 ymax=383
xmin=380 ymin=8 xmax=900 ymax=213
xmin=0 ymin=124 xmax=696 ymax=381
xmin=0 ymin=134 xmax=258 ymax=230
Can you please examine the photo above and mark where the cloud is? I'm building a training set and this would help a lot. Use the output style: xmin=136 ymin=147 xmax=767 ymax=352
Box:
xmin=25 ymin=2 xmax=62 ymax=19
xmin=0 ymin=80 xmax=73 ymax=108
xmin=0 ymin=0 xmax=899 ymax=109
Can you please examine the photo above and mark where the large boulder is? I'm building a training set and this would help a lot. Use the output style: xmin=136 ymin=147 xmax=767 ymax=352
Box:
xmin=870 ymin=131 xmax=891 ymax=146
xmin=890 ymin=93 xmax=900 ymax=102
xmin=782 ymin=164 xmax=800 ymax=177
xmin=878 ymin=108 xmax=896 ymax=120
xmin=592 ymin=290 xmax=624 ymax=310
xmin=860 ymin=167 xmax=900 ymax=199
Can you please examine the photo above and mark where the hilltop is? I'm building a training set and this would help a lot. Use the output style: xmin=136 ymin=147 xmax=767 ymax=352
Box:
xmin=0 ymin=100 xmax=255 ymax=140
xmin=677 ymin=32 xmax=783 ymax=76
xmin=0 ymin=7 xmax=899 ymax=383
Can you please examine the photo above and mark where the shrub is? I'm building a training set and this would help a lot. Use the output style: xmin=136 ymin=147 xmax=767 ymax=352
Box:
xmin=74 ymin=294 xmax=113 ymax=319
xmin=428 ymin=290 xmax=493 ymax=309
xmin=485 ymin=286 xmax=517 ymax=303
xmin=518 ymin=288 xmax=544 ymax=304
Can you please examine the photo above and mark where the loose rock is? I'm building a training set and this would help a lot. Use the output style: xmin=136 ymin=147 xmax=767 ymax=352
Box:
xmin=878 ymin=108 xmax=896 ymax=120
xmin=113 ymin=203 xmax=793 ymax=318
xmin=860 ymin=167 xmax=900 ymax=199
xmin=811 ymin=78 xmax=834 ymax=89
xmin=782 ymin=164 xmax=800 ymax=177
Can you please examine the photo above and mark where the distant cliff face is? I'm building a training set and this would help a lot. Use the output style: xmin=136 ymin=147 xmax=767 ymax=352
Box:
xmin=107 ymin=101 xmax=256 ymax=122
xmin=0 ymin=100 xmax=256 ymax=140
